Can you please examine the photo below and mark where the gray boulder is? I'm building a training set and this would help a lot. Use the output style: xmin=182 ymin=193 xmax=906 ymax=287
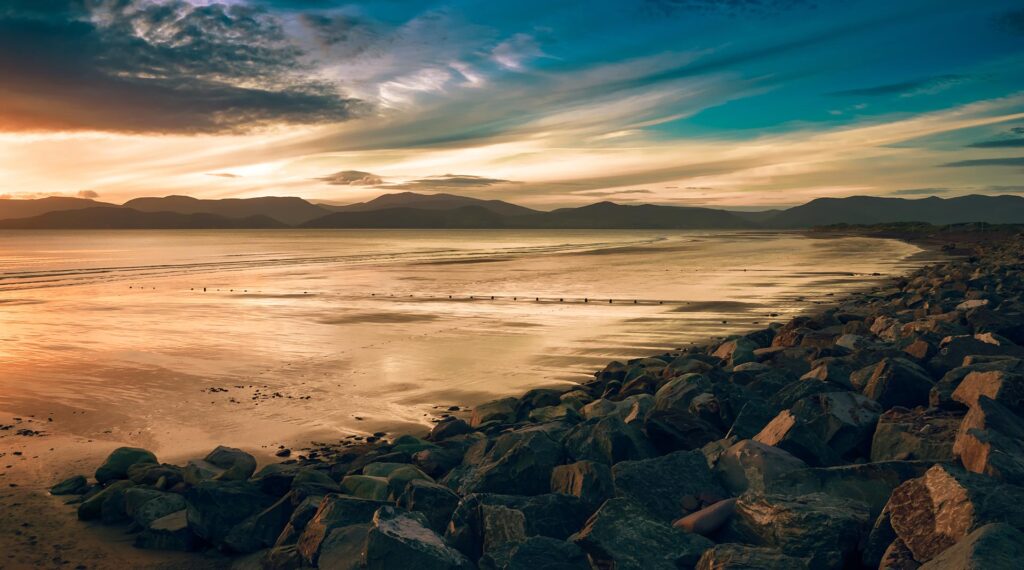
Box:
xmin=612 ymin=449 xmax=725 ymax=522
xmin=95 ymin=447 xmax=157 ymax=484
xmin=919 ymin=523 xmax=1024 ymax=569
xmin=364 ymin=506 xmax=474 ymax=569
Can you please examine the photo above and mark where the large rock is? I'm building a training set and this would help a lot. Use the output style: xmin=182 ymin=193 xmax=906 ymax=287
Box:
xmin=94 ymin=447 xmax=157 ymax=484
xmin=951 ymin=370 xmax=1024 ymax=411
xmin=124 ymin=488 xmax=187 ymax=528
xmin=297 ymin=494 xmax=387 ymax=564
xmin=550 ymin=460 xmax=614 ymax=507
xmin=928 ymin=334 xmax=1024 ymax=376
xmin=885 ymin=464 xmax=1024 ymax=563
xmin=471 ymin=397 xmax=519 ymax=427
xmin=563 ymin=415 xmax=656 ymax=465
xmin=714 ymin=337 xmax=759 ymax=367
xmin=363 ymin=506 xmax=473 ymax=569
xmin=953 ymin=395 xmax=1024 ymax=482
xmin=790 ymin=391 xmax=882 ymax=460
xmin=447 ymin=427 xmax=564 ymax=496
xmin=862 ymin=358 xmax=935 ymax=410
xmin=317 ymin=524 xmax=370 ymax=570
xmin=481 ymin=536 xmax=589 ymax=570
xmin=396 ymin=479 xmax=460 ymax=533
xmin=715 ymin=439 xmax=807 ymax=495
xmin=570 ymin=498 xmax=713 ymax=570
xmin=753 ymin=410 xmax=841 ymax=467
xmin=223 ymin=492 xmax=296 ymax=553
xmin=612 ymin=450 xmax=725 ymax=522
xmin=778 ymin=461 xmax=933 ymax=519
xmin=728 ymin=492 xmax=871 ymax=570
xmin=185 ymin=480 xmax=276 ymax=546
xmin=696 ymin=544 xmax=808 ymax=570
xmin=918 ymin=523 xmax=1024 ymax=569
xmin=203 ymin=445 xmax=258 ymax=481
xmin=77 ymin=480 xmax=134 ymax=521
xmin=870 ymin=408 xmax=961 ymax=462
xmin=50 ymin=475 xmax=88 ymax=496
xmin=134 ymin=510 xmax=199 ymax=552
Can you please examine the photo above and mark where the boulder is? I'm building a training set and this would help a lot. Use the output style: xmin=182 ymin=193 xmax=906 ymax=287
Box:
xmin=396 ymin=479 xmax=460 ymax=533
xmin=481 ymin=536 xmax=589 ymax=570
xmin=714 ymin=337 xmax=758 ymax=367
xmin=203 ymin=445 xmax=258 ymax=481
xmin=363 ymin=506 xmax=473 ymax=569
xmin=778 ymin=460 xmax=932 ymax=519
xmin=643 ymin=408 xmax=724 ymax=453
xmin=753 ymin=410 xmax=841 ymax=467
xmin=570 ymin=498 xmax=713 ymax=570
xmin=134 ymin=510 xmax=198 ymax=552
xmin=447 ymin=427 xmax=564 ymax=496
xmin=918 ymin=523 xmax=1024 ymax=569
xmin=612 ymin=449 xmax=725 ymax=522
xmin=790 ymin=391 xmax=882 ymax=460
xmin=879 ymin=537 xmax=920 ymax=569
xmin=550 ymin=460 xmax=614 ymax=507
xmin=728 ymin=492 xmax=871 ymax=570
xmin=274 ymin=493 xmax=325 ymax=547
xmin=94 ymin=447 xmax=157 ymax=484
xmin=184 ymin=480 xmax=277 ymax=546
xmin=715 ymin=439 xmax=807 ymax=495
xmin=870 ymin=408 xmax=961 ymax=462
xmin=564 ymin=415 xmax=656 ymax=465
xmin=725 ymin=399 xmax=780 ymax=440
xmin=297 ymin=494 xmax=387 ymax=565
xmin=50 ymin=475 xmax=88 ymax=496
xmin=929 ymin=334 xmax=1024 ymax=376
xmin=471 ymin=397 xmax=519 ymax=427
xmin=673 ymin=497 xmax=736 ymax=536
xmin=317 ymin=524 xmax=369 ymax=570
xmin=77 ymin=480 xmax=134 ymax=522
xmin=340 ymin=475 xmax=390 ymax=500
xmin=126 ymin=463 xmax=183 ymax=488
xmin=528 ymin=404 xmax=582 ymax=424
xmin=124 ymin=488 xmax=187 ymax=528
xmin=863 ymin=358 xmax=935 ymax=410
xmin=223 ymin=492 xmax=296 ymax=553
xmin=951 ymin=370 xmax=1024 ymax=411
xmin=953 ymin=396 xmax=1024 ymax=482
xmin=427 ymin=417 xmax=473 ymax=441
xmin=696 ymin=544 xmax=808 ymax=570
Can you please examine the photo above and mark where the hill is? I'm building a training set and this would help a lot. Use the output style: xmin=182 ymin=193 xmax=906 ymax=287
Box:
xmin=765 ymin=194 xmax=1024 ymax=228
xmin=302 ymin=205 xmax=507 ymax=228
xmin=325 ymin=192 xmax=538 ymax=217
xmin=527 ymin=202 xmax=757 ymax=229
xmin=0 ymin=197 xmax=119 ymax=220
xmin=124 ymin=196 xmax=329 ymax=226
xmin=0 ymin=207 xmax=285 ymax=229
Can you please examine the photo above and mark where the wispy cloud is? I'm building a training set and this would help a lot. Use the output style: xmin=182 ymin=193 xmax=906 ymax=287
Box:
xmin=942 ymin=157 xmax=1024 ymax=167
xmin=828 ymin=75 xmax=970 ymax=98
xmin=318 ymin=170 xmax=384 ymax=186
xmin=891 ymin=187 xmax=951 ymax=196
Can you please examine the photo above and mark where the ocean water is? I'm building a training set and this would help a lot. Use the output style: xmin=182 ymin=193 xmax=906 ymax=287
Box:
xmin=0 ymin=229 xmax=926 ymax=456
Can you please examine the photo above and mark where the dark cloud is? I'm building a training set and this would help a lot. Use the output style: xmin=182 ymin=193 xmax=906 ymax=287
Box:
xmin=576 ymin=189 xmax=654 ymax=197
xmin=828 ymin=75 xmax=967 ymax=97
xmin=891 ymin=187 xmax=951 ymax=196
xmin=0 ymin=0 xmax=364 ymax=133
xmin=76 ymin=190 xmax=100 ymax=198
xmin=318 ymin=170 xmax=385 ymax=186
xmin=968 ymin=128 xmax=1024 ymax=148
xmin=942 ymin=158 xmax=1024 ymax=168
xmin=207 ymin=173 xmax=241 ymax=179
xmin=384 ymin=175 xmax=518 ymax=190
xmin=986 ymin=185 xmax=1024 ymax=194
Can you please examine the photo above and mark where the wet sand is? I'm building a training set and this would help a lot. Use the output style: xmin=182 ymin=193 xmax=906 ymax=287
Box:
xmin=0 ymin=230 xmax=936 ymax=568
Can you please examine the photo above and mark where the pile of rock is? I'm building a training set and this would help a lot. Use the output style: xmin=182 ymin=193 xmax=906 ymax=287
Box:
xmin=56 ymin=234 xmax=1024 ymax=569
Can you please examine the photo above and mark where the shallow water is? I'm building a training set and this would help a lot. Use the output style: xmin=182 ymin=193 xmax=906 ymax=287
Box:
xmin=0 ymin=229 xmax=925 ymax=457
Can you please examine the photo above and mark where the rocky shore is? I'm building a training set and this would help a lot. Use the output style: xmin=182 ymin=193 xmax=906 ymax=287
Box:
xmin=51 ymin=230 xmax=1024 ymax=569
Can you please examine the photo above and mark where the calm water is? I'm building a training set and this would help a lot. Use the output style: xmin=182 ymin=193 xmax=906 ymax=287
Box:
xmin=0 ymin=230 xmax=925 ymax=456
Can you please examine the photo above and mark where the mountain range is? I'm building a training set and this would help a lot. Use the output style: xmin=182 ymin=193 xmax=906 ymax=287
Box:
xmin=2 ymin=192 xmax=1024 ymax=230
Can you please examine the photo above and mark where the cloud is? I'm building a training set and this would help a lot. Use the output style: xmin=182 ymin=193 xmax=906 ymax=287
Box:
xmin=829 ymin=75 xmax=969 ymax=98
xmin=575 ymin=189 xmax=654 ymax=197
xmin=890 ymin=187 xmax=951 ymax=196
xmin=384 ymin=174 xmax=518 ymax=190
xmin=76 ymin=190 xmax=100 ymax=198
xmin=968 ymin=127 xmax=1024 ymax=148
xmin=994 ymin=9 xmax=1024 ymax=34
xmin=643 ymin=0 xmax=814 ymax=17
xmin=942 ymin=157 xmax=1024 ymax=168
xmin=207 ymin=173 xmax=241 ymax=179
xmin=0 ymin=0 xmax=364 ymax=134
xmin=491 ymin=33 xmax=544 ymax=71
xmin=318 ymin=170 xmax=385 ymax=186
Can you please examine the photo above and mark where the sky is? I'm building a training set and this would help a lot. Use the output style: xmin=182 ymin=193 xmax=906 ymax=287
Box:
xmin=1 ymin=0 xmax=1023 ymax=209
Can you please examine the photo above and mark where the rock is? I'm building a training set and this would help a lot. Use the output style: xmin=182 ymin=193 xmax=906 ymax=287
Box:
xmin=643 ymin=408 xmax=724 ymax=453
xmin=715 ymin=439 xmax=807 ymax=495
xmin=863 ymin=358 xmax=935 ymax=410
xmin=673 ymin=497 xmax=736 ymax=535
xmin=951 ymin=370 xmax=1024 ymax=411
xmin=953 ymin=396 xmax=1024 ymax=482
xmin=274 ymin=493 xmax=324 ymax=547
xmin=728 ymin=492 xmax=870 ymax=570
xmin=725 ymin=399 xmax=780 ymax=440
xmin=381 ymin=464 xmax=433 ymax=500
xmin=291 ymin=468 xmax=341 ymax=497
xmin=481 ymin=504 xmax=528 ymax=552
xmin=612 ymin=449 xmax=725 ymax=522
xmin=929 ymin=334 xmax=1024 ymax=376
xmin=363 ymin=506 xmax=473 ymax=569
xmin=885 ymin=464 xmax=1024 ymax=563
xmin=918 ymin=523 xmax=1024 ymax=569
xmin=317 ymin=524 xmax=369 ymax=570
xmin=297 ymin=494 xmax=387 ymax=564
xmin=471 ymin=397 xmax=519 ymax=428
xmin=77 ymin=479 xmax=134 ymax=521
xmin=528 ymin=404 xmax=582 ymax=424
xmin=127 ymin=463 xmax=183 ymax=488
xmin=448 ymin=427 xmax=564 ymax=496
xmin=203 ymin=445 xmax=258 ymax=481
xmin=50 ymin=475 xmax=88 ymax=496
xmin=550 ymin=460 xmax=614 ymax=507
xmin=396 ymin=479 xmax=460 ymax=533
xmin=753 ymin=410 xmax=841 ymax=467
xmin=134 ymin=510 xmax=198 ymax=551
xmin=95 ymin=447 xmax=157 ymax=484
xmin=224 ymin=492 xmax=296 ymax=553
xmin=390 ymin=434 xmax=437 ymax=455
xmin=185 ymin=480 xmax=277 ymax=546
xmin=790 ymin=391 xmax=882 ymax=460
xmin=261 ymin=544 xmax=307 ymax=570
xmin=696 ymin=544 xmax=809 ymax=570
xmin=340 ymin=475 xmax=390 ymax=500
xmin=183 ymin=459 xmax=226 ymax=486
xmin=714 ymin=337 xmax=759 ymax=367
xmin=564 ymin=415 xmax=656 ymax=465
xmin=517 ymin=388 xmax=569 ymax=417
xmin=251 ymin=463 xmax=305 ymax=496
xmin=481 ymin=536 xmax=589 ymax=570
xmin=778 ymin=461 xmax=933 ymax=519
xmin=570 ymin=498 xmax=713 ymax=570
xmin=870 ymin=408 xmax=961 ymax=462
xmin=880 ymin=537 xmax=920 ymax=569
xmin=124 ymin=488 xmax=187 ymax=528
xmin=427 ymin=418 xmax=473 ymax=441
xmin=99 ymin=479 xmax=137 ymax=524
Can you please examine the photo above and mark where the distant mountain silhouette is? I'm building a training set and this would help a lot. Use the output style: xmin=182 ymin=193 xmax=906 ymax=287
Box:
xmin=0 ymin=197 xmax=119 ymax=220
xmin=324 ymin=192 xmax=538 ymax=217
xmin=124 ymin=195 xmax=329 ymax=225
xmin=0 ymin=207 xmax=284 ymax=229
xmin=4 ymin=192 xmax=1024 ymax=229
xmin=764 ymin=195 xmax=1024 ymax=228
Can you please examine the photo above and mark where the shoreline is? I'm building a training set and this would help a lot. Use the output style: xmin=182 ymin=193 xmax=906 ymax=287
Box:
xmin=2 ymin=228 xmax=1001 ymax=569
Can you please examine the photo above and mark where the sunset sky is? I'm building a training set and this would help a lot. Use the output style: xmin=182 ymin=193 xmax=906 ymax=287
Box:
xmin=2 ymin=0 xmax=1023 ymax=208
